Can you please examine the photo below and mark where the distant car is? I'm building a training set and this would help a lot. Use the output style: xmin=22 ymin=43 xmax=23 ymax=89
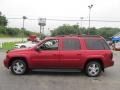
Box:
xmin=14 ymin=41 xmax=38 ymax=48
xmin=113 ymin=41 xmax=120 ymax=50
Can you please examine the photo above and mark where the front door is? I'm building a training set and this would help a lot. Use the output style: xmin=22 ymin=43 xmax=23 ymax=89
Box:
xmin=31 ymin=39 xmax=60 ymax=68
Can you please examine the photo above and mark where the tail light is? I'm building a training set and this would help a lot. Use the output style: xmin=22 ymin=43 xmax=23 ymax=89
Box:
xmin=110 ymin=52 xmax=113 ymax=59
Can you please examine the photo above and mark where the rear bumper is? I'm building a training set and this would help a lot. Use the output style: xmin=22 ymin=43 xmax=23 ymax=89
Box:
xmin=109 ymin=60 xmax=114 ymax=67
xmin=104 ymin=60 xmax=114 ymax=68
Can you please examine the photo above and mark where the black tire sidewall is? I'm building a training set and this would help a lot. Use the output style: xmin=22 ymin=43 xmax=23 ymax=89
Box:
xmin=11 ymin=60 xmax=27 ymax=75
xmin=20 ymin=45 xmax=26 ymax=48
xmin=85 ymin=61 xmax=102 ymax=77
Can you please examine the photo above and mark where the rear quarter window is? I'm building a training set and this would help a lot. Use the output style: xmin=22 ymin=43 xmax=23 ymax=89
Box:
xmin=84 ymin=38 xmax=110 ymax=50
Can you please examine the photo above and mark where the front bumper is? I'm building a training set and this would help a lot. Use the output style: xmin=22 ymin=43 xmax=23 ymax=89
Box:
xmin=3 ymin=58 xmax=9 ymax=69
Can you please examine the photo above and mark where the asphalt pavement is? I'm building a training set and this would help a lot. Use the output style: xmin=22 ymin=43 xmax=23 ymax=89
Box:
xmin=0 ymin=50 xmax=120 ymax=90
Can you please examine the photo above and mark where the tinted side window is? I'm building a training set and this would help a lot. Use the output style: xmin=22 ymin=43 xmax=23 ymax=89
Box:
xmin=62 ymin=39 xmax=80 ymax=50
xmin=40 ymin=39 xmax=58 ymax=50
xmin=100 ymin=39 xmax=110 ymax=50
xmin=84 ymin=38 xmax=110 ymax=50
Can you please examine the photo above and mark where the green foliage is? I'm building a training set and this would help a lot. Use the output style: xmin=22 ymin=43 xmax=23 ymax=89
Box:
xmin=96 ymin=27 xmax=120 ymax=39
xmin=0 ymin=15 xmax=8 ymax=26
xmin=2 ymin=42 xmax=15 ymax=50
xmin=0 ymin=12 xmax=39 ymax=37
xmin=0 ymin=26 xmax=40 ymax=37
xmin=51 ymin=24 xmax=120 ymax=39
xmin=51 ymin=24 xmax=83 ymax=36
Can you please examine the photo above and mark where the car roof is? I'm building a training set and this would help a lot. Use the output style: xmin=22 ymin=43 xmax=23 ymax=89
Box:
xmin=44 ymin=35 xmax=103 ymax=40
xmin=56 ymin=35 xmax=103 ymax=38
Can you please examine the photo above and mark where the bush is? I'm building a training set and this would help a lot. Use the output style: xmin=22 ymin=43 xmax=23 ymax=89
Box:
xmin=0 ymin=26 xmax=40 ymax=37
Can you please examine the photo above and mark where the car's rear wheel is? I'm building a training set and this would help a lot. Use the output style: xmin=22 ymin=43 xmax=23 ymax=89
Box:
xmin=85 ymin=61 xmax=102 ymax=77
xmin=10 ymin=60 xmax=27 ymax=75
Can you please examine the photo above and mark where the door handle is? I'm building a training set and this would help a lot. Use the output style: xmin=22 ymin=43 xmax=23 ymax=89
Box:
xmin=53 ymin=54 xmax=58 ymax=55
xmin=77 ymin=54 xmax=82 ymax=55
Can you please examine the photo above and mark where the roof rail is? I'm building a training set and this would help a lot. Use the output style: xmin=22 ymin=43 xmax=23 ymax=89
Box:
xmin=55 ymin=35 xmax=100 ymax=37
xmin=80 ymin=35 xmax=100 ymax=37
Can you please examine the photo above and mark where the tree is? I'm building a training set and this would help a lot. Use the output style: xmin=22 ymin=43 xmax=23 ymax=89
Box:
xmin=0 ymin=12 xmax=8 ymax=26
xmin=51 ymin=24 xmax=120 ymax=39
xmin=87 ymin=27 xmax=97 ymax=35
xmin=51 ymin=24 xmax=81 ymax=36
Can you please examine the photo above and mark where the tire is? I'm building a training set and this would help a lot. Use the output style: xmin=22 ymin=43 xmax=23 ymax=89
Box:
xmin=10 ymin=60 xmax=27 ymax=75
xmin=85 ymin=61 xmax=102 ymax=77
xmin=20 ymin=45 xmax=26 ymax=48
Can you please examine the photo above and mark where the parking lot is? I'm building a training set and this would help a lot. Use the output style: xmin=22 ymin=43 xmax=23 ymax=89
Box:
xmin=0 ymin=50 xmax=120 ymax=90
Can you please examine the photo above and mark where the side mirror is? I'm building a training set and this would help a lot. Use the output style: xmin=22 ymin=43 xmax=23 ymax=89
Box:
xmin=35 ymin=46 xmax=41 ymax=52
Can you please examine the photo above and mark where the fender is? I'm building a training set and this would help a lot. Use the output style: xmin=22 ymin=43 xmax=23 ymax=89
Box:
xmin=8 ymin=53 xmax=31 ymax=68
xmin=81 ymin=55 xmax=104 ymax=69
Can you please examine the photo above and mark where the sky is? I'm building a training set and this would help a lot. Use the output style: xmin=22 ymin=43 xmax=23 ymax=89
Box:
xmin=0 ymin=0 xmax=120 ymax=35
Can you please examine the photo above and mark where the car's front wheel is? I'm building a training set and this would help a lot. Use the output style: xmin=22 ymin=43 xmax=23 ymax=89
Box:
xmin=10 ymin=60 xmax=27 ymax=75
xmin=20 ymin=45 xmax=26 ymax=48
xmin=85 ymin=61 xmax=102 ymax=77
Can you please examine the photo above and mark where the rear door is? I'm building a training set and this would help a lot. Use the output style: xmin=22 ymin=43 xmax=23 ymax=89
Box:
xmin=60 ymin=38 xmax=82 ymax=68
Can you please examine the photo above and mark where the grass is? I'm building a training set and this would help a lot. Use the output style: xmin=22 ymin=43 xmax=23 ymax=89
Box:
xmin=2 ymin=41 xmax=26 ymax=50
xmin=2 ymin=42 xmax=16 ymax=50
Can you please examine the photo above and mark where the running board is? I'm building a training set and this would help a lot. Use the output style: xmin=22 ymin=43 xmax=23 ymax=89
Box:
xmin=32 ymin=69 xmax=82 ymax=72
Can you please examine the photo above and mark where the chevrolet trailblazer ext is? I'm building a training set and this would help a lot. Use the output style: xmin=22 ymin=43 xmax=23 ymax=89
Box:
xmin=4 ymin=35 xmax=114 ymax=77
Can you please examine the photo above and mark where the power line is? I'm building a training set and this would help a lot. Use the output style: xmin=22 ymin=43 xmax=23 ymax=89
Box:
xmin=7 ymin=17 xmax=120 ymax=22
xmin=47 ymin=19 xmax=120 ymax=22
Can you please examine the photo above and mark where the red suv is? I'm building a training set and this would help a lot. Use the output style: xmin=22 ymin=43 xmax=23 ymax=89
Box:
xmin=4 ymin=35 xmax=114 ymax=77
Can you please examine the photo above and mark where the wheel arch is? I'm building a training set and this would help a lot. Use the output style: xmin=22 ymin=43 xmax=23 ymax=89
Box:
xmin=9 ymin=57 xmax=29 ymax=68
xmin=84 ymin=58 xmax=104 ymax=71
xmin=20 ymin=45 xmax=26 ymax=48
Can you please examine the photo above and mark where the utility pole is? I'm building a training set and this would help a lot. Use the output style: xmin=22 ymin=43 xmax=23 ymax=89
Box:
xmin=0 ymin=12 xmax=2 ymax=16
xmin=80 ymin=17 xmax=84 ymax=28
xmin=22 ymin=16 xmax=27 ymax=42
xmin=38 ymin=18 xmax=46 ymax=40
xmin=38 ymin=22 xmax=42 ymax=33
xmin=88 ymin=4 xmax=93 ymax=28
